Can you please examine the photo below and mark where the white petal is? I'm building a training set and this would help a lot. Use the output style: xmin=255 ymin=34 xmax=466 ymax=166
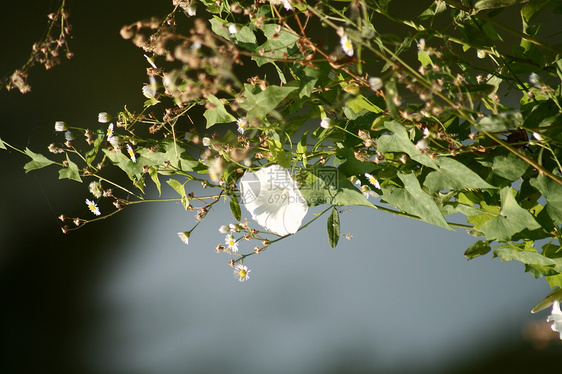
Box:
xmin=239 ymin=165 xmax=308 ymax=236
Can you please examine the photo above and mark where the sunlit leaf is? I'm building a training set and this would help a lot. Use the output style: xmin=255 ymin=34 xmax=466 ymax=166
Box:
xmin=480 ymin=187 xmax=541 ymax=241
xmin=376 ymin=121 xmax=438 ymax=170
xmin=327 ymin=206 xmax=340 ymax=248
xmin=204 ymin=94 xmax=236 ymax=128
xmin=230 ymin=195 xmax=242 ymax=221
xmin=532 ymin=287 xmax=562 ymax=313
xmin=382 ymin=172 xmax=453 ymax=230
xmin=424 ymin=157 xmax=496 ymax=193
xmin=464 ymin=240 xmax=491 ymax=260
xmin=530 ymin=175 xmax=562 ymax=225
xmin=24 ymin=148 xmax=54 ymax=173
xmin=58 ymin=154 xmax=82 ymax=182
xmin=474 ymin=0 xmax=530 ymax=11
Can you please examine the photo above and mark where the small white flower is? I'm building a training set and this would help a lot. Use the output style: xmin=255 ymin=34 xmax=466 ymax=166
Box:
xmin=54 ymin=121 xmax=67 ymax=132
xmin=529 ymin=73 xmax=541 ymax=88
xmin=106 ymin=123 xmax=114 ymax=138
xmin=64 ymin=131 xmax=76 ymax=141
xmin=533 ymin=132 xmax=544 ymax=141
xmin=234 ymin=264 xmax=251 ymax=282
xmin=282 ymin=0 xmax=293 ymax=10
xmin=368 ymin=77 xmax=383 ymax=91
xmin=218 ymin=225 xmax=230 ymax=234
xmin=98 ymin=112 xmax=112 ymax=123
xmin=86 ymin=199 xmax=101 ymax=216
xmin=417 ymin=38 xmax=425 ymax=51
xmin=202 ymin=137 xmax=211 ymax=147
xmin=177 ymin=231 xmax=190 ymax=245
xmin=108 ymin=135 xmax=120 ymax=147
xmin=364 ymin=173 xmax=380 ymax=189
xmin=547 ymin=300 xmax=562 ymax=339
xmin=415 ymin=138 xmax=429 ymax=150
xmin=360 ymin=185 xmax=377 ymax=199
xmin=89 ymin=181 xmax=103 ymax=198
xmin=237 ymin=118 xmax=248 ymax=134
xmin=340 ymin=34 xmax=354 ymax=57
xmin=225 ymin=233 xmax=239 ymax=253
xmin=228 ymin=24 xmax=238 ymax=34
xmin=423 ymin=127 xmax=430 ymax=138
xmin=208 ymin=157 xmax=225 ymax=183
xmin=476 ymin=50 xmax=486 ymax=59
xmin=186 ymin=5 xmax=197 ymax=16
xmin=126 ymin=144 xmax=136 ymax=163
xmin=239 ymin=165 xmax=308 ymax=236
xmin=143 ymin=54 xmax=158 ymax=69
xmin=320 ymin=117 xmax=334 ymax=129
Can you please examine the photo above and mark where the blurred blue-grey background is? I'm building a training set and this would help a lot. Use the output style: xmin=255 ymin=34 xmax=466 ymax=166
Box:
xmin=1 ymin=1 xmax=561 ymax=373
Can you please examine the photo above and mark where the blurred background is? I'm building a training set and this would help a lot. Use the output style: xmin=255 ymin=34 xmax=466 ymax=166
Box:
xmin=1 ymin=1 xmax=561 ymax=373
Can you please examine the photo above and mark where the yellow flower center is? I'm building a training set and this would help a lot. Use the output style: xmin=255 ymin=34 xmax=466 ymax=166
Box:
xmin=239 ymin=269 xmax=247 ymax=277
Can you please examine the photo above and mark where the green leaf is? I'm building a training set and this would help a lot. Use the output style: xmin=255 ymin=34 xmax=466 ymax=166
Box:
xmin=532 ymin=287 xmax=562 ymax=313
xmin=476 ymin=112 xmax=523 ymax=132
xmin=204 ymin=94 xmax=236 ymax=128
xmin=235 ymin=25 xmax=257 ymax=44
xmin=493 ymin=246 xmax=562 ymax=271
xmin=464 ymin=240 xmax=491 ymax=260
xmin=252 ymin=24 xmax=300 ymax=67
xmin=298 ymin=166 xmax=376 ymax=208
xmin=424 ymin=157 xmax=496 ymax=193
xmin=148 ymin=168 xmax=162 ymax=196
xmin=166 ymin=178 xmax=190 ymax=210
xmin=382 ymin=172 xmax=453 ymax=230
xmin=327 ymin=207 xmax=340 ymax=248
xmin=239 ymin=84 xmax=297 ymax=123
xmin=480 ymin=187 xmax=541 ymax=241
xmin=376 ymin=121 xmax=438 ymax=170
xmin=346 ymin=95 xmax=384 ymax=114
xmin=530 ymin=175 xmax=562 ymax=225
xmin=0 ymin=137 xmax=6 ymax=150
xmin=491 ymin=149 xmax=529 ymax=181
xmin=230 ymin=195 xmax=242 ymax=221
xmin=24 ymin=148 xmax=55 ymax=172
xmin=474 ymin=0 xmax=530 ymax=11
xmin=58 ymin=154 xmax=82 ymax=182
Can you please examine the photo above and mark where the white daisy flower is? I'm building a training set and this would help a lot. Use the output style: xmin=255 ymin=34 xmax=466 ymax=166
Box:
xmin=364 ymin=173 xmax=380 ymax=189
xmin=106 ymin=123 xmax=114 ymax=137
xmin=225 ymin=233 xmax=239 ymax=253
xmin=340 ymin=34 xmax=354 ymax=57
xmin=86 ymin=199 xmax=101 ymax=216
xmin=54 ymin=121 xmax=67 ymax=132
xmin=126 ymin=144 xmax=136 ymax=163
xmin=547 ymin=300 xmax=562 ymax=339
xmin=239 ymin=164 xmax=308 ymax=236
xmin=228 ymin=24 xmax=238 ymax=34
xmin=177 ymin=231 xmax=190 ymax=245
xmin=234 ymin=264 xmax=251 ymax=282
xmin=98 ymin=112 xmax=112 ymax=123
xmin=237 ymin=118 xmax=248 ymax=134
